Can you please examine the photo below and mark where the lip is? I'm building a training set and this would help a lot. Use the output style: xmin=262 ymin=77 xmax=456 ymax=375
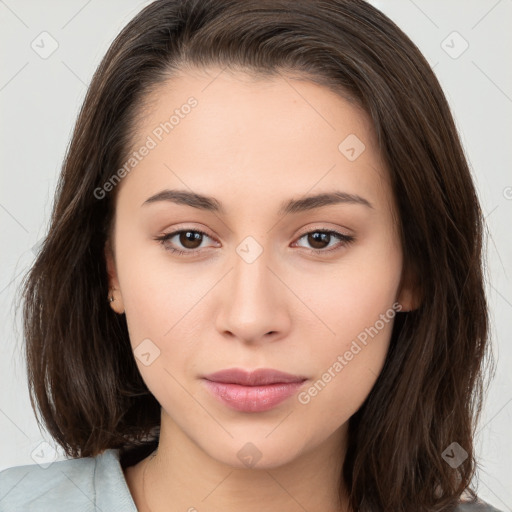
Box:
xmin=203 ymin=368 xmax=307 ymax=386
xmin=202 ymin=368 xmax=307 ymax=413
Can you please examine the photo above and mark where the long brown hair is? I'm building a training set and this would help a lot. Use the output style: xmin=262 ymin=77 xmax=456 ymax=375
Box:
xmin=18 ymin=1 xmax=492 ymax=510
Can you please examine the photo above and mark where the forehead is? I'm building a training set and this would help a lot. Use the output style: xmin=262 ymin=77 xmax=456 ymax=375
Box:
xmin=115 ymin=66 xmax=390 ymax=214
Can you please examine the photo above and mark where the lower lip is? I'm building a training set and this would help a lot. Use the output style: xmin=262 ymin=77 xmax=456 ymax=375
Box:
xmin=202 ymin=379 xmax=306 ymax=412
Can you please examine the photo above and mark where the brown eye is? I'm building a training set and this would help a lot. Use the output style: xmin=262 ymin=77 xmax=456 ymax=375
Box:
xmin=307 ymin=232 xmax=332 ymax=250
xmin=177 ymin=231 xmax=203 ymax=249
xmin=294 ymin=230 xmax=355 ymax=254
xmin=155 ymin=229 xmax=215 ymax=256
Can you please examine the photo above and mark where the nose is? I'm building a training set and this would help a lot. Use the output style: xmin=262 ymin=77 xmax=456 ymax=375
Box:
xmin=214 ymin=243 xmax=292 ymax=345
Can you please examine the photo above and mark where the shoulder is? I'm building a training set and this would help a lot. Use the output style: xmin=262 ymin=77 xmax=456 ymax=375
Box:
xmin=0 ymin=453 xmax=97 ymax=511
xmin=0 ymin=449 xmax=137 ymax=512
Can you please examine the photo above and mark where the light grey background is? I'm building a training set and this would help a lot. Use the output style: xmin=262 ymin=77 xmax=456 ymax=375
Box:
xmin=0 ymin=0 xmax=510 ymax=509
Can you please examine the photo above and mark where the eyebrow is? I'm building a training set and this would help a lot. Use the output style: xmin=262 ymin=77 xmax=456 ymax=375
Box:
xmin=141 ymin=188 xmax=373 ymax=215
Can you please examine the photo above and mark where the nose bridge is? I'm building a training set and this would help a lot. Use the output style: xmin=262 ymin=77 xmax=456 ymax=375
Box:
xmin=216 ymin=235 xmax=289 ymax=342
xmin=232 ymin=236 xmax=275 ymax=317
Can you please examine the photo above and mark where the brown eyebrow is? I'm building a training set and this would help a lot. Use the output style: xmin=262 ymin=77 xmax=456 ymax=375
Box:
xmin=141 ymin=189 xmax=373 ymax=215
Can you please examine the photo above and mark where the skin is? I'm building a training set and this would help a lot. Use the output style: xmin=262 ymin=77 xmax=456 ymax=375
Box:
xmin=105 ymin=66 xmax=418 ymax=512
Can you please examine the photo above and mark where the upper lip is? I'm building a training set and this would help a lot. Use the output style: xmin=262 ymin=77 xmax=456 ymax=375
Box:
xmin=203 ymin=368 xmax=307 ymax=386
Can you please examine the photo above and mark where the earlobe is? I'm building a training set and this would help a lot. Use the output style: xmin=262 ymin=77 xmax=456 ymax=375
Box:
xmin=397 ymin=266 xmax=422 ymax=312
xmin=104 ymin=240 xmax=125 ymax=315
xmin=397 ymin=286 xmax=421 ymax=312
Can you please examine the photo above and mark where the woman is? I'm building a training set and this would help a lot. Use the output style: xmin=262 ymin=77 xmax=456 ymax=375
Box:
xmin=0 ymin=0 xmax=503 ymax=511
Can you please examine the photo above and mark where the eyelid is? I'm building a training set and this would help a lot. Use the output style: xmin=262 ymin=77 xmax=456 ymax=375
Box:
xmin=160 ymin=224 xmax=218 ymax=242
xmin=294 ymin=223 xmax=354 ymax=238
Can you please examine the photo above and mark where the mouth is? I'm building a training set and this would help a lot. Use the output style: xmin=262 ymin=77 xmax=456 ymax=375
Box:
xmin=203 ymin=368 xmax=307 ymax=386
xmin=201 ymin=368 xmax=308 ymax=413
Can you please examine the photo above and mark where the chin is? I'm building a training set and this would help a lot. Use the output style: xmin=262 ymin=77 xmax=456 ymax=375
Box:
xmin=200 ymin=435 xmax=308 ymax=471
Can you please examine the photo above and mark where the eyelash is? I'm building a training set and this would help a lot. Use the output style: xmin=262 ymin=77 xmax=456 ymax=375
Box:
xmin=154 ymin=228 xmax=355 ymax=257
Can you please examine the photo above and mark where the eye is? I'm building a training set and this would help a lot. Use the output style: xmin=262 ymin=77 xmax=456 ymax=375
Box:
xmin=155 ymin=228 xmax=355 ymax=257
xmin=155 ymin=229 xmax=217 ymax=257
xmin=293 ymin=229 xmax=355 ymax=254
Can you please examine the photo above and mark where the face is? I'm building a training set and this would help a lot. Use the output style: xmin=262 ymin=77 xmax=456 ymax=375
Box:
xmin=105 ymin=66 xmax=416 ymax=469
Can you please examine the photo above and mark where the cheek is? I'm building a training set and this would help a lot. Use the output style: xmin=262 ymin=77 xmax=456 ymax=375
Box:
xmin=293 ymin=233 xmax=401 ymax=418
xmin=295 ymin=295 xmax=398 ymax=442
xmin=299 ymin=231 xmax=402 ymax=347
xmin=113 ymin=229 xmax=207 ymax=398
xmin=296 ymin=337 xmax=390 ymax=447
xmin=114 ymin=225 xmax=203 ymax=343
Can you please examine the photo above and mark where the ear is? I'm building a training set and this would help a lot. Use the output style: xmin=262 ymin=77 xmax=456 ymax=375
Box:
xmin=104 ymin=239 xmax=125 ymax=315
xmin=396 ymin=264 xmax=422 ymax=312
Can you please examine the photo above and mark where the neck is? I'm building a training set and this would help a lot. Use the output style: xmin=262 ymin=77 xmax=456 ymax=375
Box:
xmin=127 ymin=411 xmax=351 ymax=512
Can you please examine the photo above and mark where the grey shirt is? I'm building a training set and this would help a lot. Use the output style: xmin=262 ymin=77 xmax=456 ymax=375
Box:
xmin=0 ymin=449 xmax=504 ymax=511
